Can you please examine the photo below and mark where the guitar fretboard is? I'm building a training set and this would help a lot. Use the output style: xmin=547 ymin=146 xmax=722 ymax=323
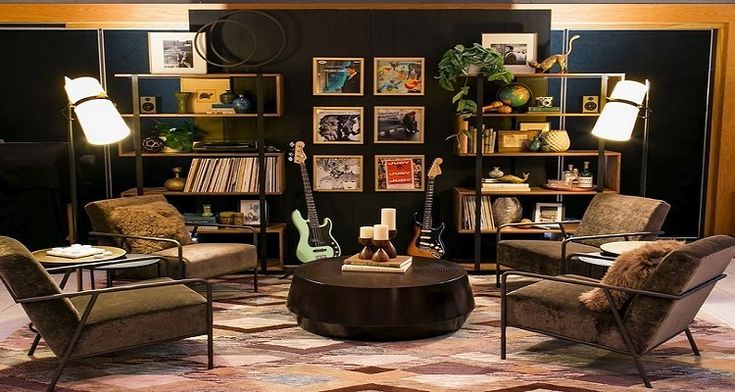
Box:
xmin=422 ymin=178 xmax=435 ymax=230
xmin=299 ymin=163 xmax=323 ymax=245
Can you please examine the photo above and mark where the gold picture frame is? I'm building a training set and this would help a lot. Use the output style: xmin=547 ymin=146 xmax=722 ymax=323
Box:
xmin=374 ymin=57 xmax=425 ymax=96
xmin=519 ymin=122 xmax=551 ymax=133
xmin=497 ymin=130 xmax=541 ymax=152
xmin=374 ymin=106 xmax=424 ymax=144
xmin=313 ymin=107 xmax=364 ymax=144
xmin=312 ymin=57 xmax=364 ymax=96
xmin=313 ymin=155 xmax=363 ymax=192
xmin=374 ymin=154 xmax=425 ymax=192
xmin=179 ymin=78 xmax=230 ymax=113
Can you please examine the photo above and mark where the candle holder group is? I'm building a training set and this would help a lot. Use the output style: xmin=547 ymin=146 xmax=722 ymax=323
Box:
xmin=357 ymin=208 xmax=398 ymax=263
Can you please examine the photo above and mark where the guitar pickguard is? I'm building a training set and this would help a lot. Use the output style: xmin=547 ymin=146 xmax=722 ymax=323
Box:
xmin=292 ymin=210 xmax=341 ymax=263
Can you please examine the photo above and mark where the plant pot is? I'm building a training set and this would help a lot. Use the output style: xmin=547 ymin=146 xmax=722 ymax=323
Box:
xmin=162 ymin=146 xmax=181 ymax=154
xmin=464 ymin=64 xmax=482 ymax=76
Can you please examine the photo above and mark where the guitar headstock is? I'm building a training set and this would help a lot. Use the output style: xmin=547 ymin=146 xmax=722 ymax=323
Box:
xmin=288 ymin=141 xmax=308 ymax=165
xmin=428 ymin=158 xmax=443 ymax=179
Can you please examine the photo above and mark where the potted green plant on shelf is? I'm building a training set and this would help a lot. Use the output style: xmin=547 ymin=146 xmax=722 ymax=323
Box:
xmin=152 ymin=121 xmax=197 ymax=153
xmin=437 ymin=43 xmax=513 ymax=118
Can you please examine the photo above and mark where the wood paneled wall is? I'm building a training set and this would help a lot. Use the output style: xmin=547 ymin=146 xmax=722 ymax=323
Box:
xmin=1 ymin=3 xmax=733 ymax=235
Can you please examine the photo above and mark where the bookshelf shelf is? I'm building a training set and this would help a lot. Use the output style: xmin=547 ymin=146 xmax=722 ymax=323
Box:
xmin=455 ymin=150 xmax=621 ymax=158
xmin=454 ymin=186 xmax=614 ymax=196
xmin=118 ymin=152 xmax=283 ymax=158
xmin=121 ymin=187 xmax=284 ymax=197
xmin=121 ymin=113 xmax=281 ymax=118
xmin=456 ymin=223 xmax=579 ymax=234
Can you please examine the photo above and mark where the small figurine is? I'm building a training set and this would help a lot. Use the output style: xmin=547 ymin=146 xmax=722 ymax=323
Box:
xmin=528 ymin=35 xmax=580 ymax=73
xmin=497 ymin=173 xmax=530 ymax=183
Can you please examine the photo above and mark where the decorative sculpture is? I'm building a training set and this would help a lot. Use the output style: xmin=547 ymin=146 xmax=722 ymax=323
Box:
xmin=528 ymin=35 xmax=581 ymax=73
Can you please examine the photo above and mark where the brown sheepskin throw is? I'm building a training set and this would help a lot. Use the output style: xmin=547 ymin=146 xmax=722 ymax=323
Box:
xmin=579 ymin=240 xmax=684 ymax=312
xmin=109 ymin=201 xmax=193 ymax=254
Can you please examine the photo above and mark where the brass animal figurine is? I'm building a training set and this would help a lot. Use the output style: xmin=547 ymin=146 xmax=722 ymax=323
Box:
xmin=497 ymin=173 xmax=529 ymax=184
xmin=528 ymin=35 xmax=581 ymax=73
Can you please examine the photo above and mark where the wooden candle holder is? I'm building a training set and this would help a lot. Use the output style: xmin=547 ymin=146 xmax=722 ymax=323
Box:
xmin=386 ymin=229 xmax=398 ymax=258
xmin=371 ymin=239 xmax=391 ymax=263
xmin=358 ymin=237 xmax=375 ymax=260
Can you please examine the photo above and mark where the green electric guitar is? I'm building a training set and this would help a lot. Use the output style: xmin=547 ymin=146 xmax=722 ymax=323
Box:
xmin=290 ymin=141 xmax=341 ymax=262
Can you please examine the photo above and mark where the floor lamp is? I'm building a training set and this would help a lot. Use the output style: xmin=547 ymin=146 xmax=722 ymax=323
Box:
xmin=591 ymin=80 xmax=650 ymax=193
xmin=63 ymin=76 xmax=130 ymax=243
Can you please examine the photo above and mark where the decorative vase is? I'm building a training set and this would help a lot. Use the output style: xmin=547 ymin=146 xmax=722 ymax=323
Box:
xmin=201 ymin=204 xmax=214 ymax=218
xmin=543 ymin=130 xmax=571 ymax=152
xmin=528 ymin=136 xmax=543 ymax=152
xmin=232 ymin=94 xmax=252 ymax=114
xmin=174 ymin=91 xmax=191 ymax=114
xmin=492 ymin=197 xmax=523 ymax=226
xmin=142 ymin=136 xmax=165 ymax=153
xmin=163 ymin=167 xmax=186 ymax=191
xmin=489 ymin=167 xmax=504 ymax=178
xmin=219 ymin=89 xmax=236 ymax=104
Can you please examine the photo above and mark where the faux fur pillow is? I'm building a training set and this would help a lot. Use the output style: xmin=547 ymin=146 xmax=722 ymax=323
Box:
xmin=109 ymin=201 xmax=193 ymax=254
xmin=579 ymin=240 xmax=684 ymax=312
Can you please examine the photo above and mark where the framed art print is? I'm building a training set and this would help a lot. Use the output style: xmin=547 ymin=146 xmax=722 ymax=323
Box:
xmin=313 ymin=155 xmax=363 ymax=192
xmin=313 ymin=57 xmax=364 ymax=96
xmin=374 ymin=106 xmax=424 ymax=144
xmin=534 ymin=202 xmax=564 ymax=223
xmin=481 ymin=33 xmax=537 ymax=73
xmin=313 ymin=107 xmax=364 ymax=144
xmin=239 ymin=200 xmax=267 ymax=225
xmin=148 ymin=32 xmax=207 ymax=74
xmin=375 ymin=155 xmax=425 ymax=191
xmin=374 ymin=57 xmax=424 ymax=95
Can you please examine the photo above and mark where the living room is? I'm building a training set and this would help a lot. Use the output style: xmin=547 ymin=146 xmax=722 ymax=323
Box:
xmin=1 ymin=3 xmax=734 ymax=392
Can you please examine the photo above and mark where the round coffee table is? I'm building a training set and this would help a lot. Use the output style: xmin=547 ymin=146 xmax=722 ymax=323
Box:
xmin=287 ymin=258 xmax=475 ymax=341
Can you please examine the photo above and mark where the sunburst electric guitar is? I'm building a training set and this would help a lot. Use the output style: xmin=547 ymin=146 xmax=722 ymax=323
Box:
xmin=289 ymin=141 xmax=341 ymax=263
xmin=406 ymin=158 xmax=446 ymax=259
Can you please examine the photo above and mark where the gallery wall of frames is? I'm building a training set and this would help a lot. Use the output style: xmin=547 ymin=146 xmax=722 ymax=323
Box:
xmin=0 ymin=10 xmax=712 ymax=258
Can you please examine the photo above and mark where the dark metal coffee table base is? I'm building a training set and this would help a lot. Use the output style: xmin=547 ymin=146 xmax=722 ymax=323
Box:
xmin=287 ymin=258 xmax=474 ymax=341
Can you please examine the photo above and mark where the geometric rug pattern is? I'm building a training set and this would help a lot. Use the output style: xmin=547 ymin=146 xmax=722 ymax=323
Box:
xmin=1 ymin=275 xmax=735 ymax=391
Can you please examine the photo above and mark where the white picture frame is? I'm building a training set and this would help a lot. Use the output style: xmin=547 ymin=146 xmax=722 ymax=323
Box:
xmin=481 ymin=33 xmax=537 ymax=73
xmin=239 ymin=200 xmax=266 ymax=225
xmin=534 ymin=202 xmax=564 ymax=223
xmin=148 ymin=32 xmax=207 ymax=74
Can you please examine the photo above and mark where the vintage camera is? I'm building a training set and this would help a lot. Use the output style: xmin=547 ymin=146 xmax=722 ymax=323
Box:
xmin=535 ymin=96 xmax=554 ymax=108
xmin=582 ymin=95 xmax=599 ymax=113
xmin=140 ymin=96 xmax=158 ymax=114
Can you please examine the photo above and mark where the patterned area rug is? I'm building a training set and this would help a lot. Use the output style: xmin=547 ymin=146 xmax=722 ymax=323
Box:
xmin=1 ymin=275 xmax=734 ymax=391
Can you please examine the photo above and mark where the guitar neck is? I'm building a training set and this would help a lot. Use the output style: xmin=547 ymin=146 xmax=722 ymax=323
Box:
xmin=300 ymin=164 xmax=321 ymax=228
xmin=421 ymin=178 xmax=435 ymax=229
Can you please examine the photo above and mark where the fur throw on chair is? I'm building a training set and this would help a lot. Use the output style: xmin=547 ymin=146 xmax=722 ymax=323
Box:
xmin=579 ymin=240 xmax=684 ymax=312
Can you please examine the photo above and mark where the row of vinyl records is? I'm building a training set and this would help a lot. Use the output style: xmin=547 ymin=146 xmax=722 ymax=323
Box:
xmin=456 ymin=127 xmax=497 ymax=154
xmin=183 ymin=157 xmax=279 ymax=193
xmin=460 ymin=195 xmax=496 ymax=231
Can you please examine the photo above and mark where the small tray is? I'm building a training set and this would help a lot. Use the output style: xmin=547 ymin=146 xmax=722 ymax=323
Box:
xmin=543 ymin=183 xmax=596 ymax=192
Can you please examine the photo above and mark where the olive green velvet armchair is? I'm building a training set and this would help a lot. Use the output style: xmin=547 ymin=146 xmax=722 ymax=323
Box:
xmin=85 ymin=195 xmax=258 ymax=291
xmin=0 ymin=236 xmax=214 ymax=392
xmin=500 ymin=235 xmax=735 ymax=388
xmin=496 ymin=193 xmax=671 ymax=286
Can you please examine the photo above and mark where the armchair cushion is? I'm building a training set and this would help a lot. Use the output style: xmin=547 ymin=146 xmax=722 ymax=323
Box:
xmin=497 ymin=240 xmax=598 ymax=276
xmin=579 ymin=240 xmax=684 ymax=311
xmin=109 ymin=200 xmax=194 ymax=254
xmin=155 ymin=242 xmax=257 ymax=279
xmin=69 ymin=278 xmax=207 ymax=358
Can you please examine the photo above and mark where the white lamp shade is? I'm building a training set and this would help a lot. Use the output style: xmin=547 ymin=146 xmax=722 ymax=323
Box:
xmin=64 ymin=76 xmax=130 ymax=145
xmin=591 ymin=80 xmax=648 ymax=142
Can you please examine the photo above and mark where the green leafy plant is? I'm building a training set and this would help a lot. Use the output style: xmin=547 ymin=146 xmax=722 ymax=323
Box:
xmin=152 ymin=121 xmax=197 ymax=152
xmin=437 ymin=43 xmax=513 ymax=118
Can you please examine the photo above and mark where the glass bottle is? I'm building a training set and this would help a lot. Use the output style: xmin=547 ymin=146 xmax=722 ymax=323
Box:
xmin=578 ymin=161 xmax=594 ymax=188
xmin=571 ymin=168 xmax=580 ymax=187
xmin=563 ymin=164 xmax=575 ymax=184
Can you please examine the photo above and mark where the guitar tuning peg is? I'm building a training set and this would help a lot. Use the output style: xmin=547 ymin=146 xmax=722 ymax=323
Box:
xmin=289 ymin=141 xmax=295 ymax=147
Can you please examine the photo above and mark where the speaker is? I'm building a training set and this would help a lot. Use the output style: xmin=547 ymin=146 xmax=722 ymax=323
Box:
xmin=140 ymin=96 xmax=157 ymax=113
xmin=582 ymin=95 xmax=599 ymax=113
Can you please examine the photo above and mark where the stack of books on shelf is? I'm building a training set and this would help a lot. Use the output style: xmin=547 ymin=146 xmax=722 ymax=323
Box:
xmin=207 ymin=103 xmax=236 ymax=114
xmin=341 ymin=255 xmax=413 ymax=274
xmin=461 ymin=195 xmax=495 ymax=231
xmin=183 ymin=156 xmax=279 ymax=193
xmin=456 ymin=126 xmax=496 ymax=154
xmin=182 ymin=212 xmax=217 ymax=224
xmin=527 ymin=106 xmax=561 ymax=113
xmin=481 ymin=178 xmax=531 ymax=192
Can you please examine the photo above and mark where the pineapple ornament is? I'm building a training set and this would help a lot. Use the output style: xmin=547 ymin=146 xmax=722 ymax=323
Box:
xmin=542 ymin=130 xmax=571 ymax=152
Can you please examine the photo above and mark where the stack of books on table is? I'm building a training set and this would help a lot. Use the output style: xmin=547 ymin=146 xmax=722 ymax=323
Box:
xmin=341 ymin=255 xmax=413 ymax=274
xmin=481 ymin=179 xmax=530 ymax=192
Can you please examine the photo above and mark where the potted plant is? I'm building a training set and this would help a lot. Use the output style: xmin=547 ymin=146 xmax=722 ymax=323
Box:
xmin=437 ymin=43 xmax=513 ymax=118
xmin=153 ymin=121 xmax=197 ymax=153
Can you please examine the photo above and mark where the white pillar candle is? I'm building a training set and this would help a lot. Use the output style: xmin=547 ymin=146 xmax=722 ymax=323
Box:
xmin=373 ymin=224 xmax=389 ymax=240
xmin=381 ymin=208 xmax=396 ymax=230
xmin=359 ymin=226 xmax=374 ymax=239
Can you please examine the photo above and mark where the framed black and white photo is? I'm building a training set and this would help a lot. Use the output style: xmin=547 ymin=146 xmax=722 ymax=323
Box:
xmin=313 ymin=57 xmax=364 ymax=96
xmin=148 ymin=32 xmax=207 ymax=74
xmin=374 ymin=106 xmax=424 ymax=144
xmin=313 ymin=107 xmax=364 ymax=144
xmin=374 ymin=57 xmax=425 ymax=95
xmin=239 ymin=200 xmax=267 ymax=225
xmin=481 ymin=33 xmax=537 ymax=72
xmin=313 ymin=155 xmax=363 ymax=192
xmin=534 ymin=202 xmax=564 ymax=223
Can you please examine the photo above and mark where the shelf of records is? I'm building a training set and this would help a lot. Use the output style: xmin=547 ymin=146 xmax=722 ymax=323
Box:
xmin=181 ymin=155 xmax=284 ymax=194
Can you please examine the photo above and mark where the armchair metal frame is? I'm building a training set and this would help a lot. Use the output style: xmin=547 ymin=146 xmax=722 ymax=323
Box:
xmin=495 ymin=220 xmax=660 ymax=286
xmin=500 ymin=270 xmax=724 ymax=388
xmin=0 ymin=267 xmax=213 ymax=392
xmin=90 ymin=224 xmax=259 ymax=292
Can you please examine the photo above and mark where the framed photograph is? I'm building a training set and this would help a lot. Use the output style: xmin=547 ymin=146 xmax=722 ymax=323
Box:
xmin=180 ymin=78 xmax=230 ymax=113
xmin=497 ymin=130 xmax=541 ymax=152
xmin=313 ymin=57 xmax=364 ymax=96
xmin=519 ymin=122 xmax=551 ymax=133
xmin=481 ymin=33 xmax=537 ymax=72
xmin=148 ymin=32 xmax=207 ymax=74
xmin=534 ymin=202 xmax=564 ymax=223
xmin=313 ymin=155 xmax=363 ymax=192
xmin=374 ymin=57 xmax=424 ymax=95
xmin=375 ymin=155 xmax=425 ymax=192
xmin=374 ymin=106 xmax=424 ymax=144
xmin=313 ymin=107 xmax=364 ymax=144
xmin=239 ymin=200 xmax=267 ymax=225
